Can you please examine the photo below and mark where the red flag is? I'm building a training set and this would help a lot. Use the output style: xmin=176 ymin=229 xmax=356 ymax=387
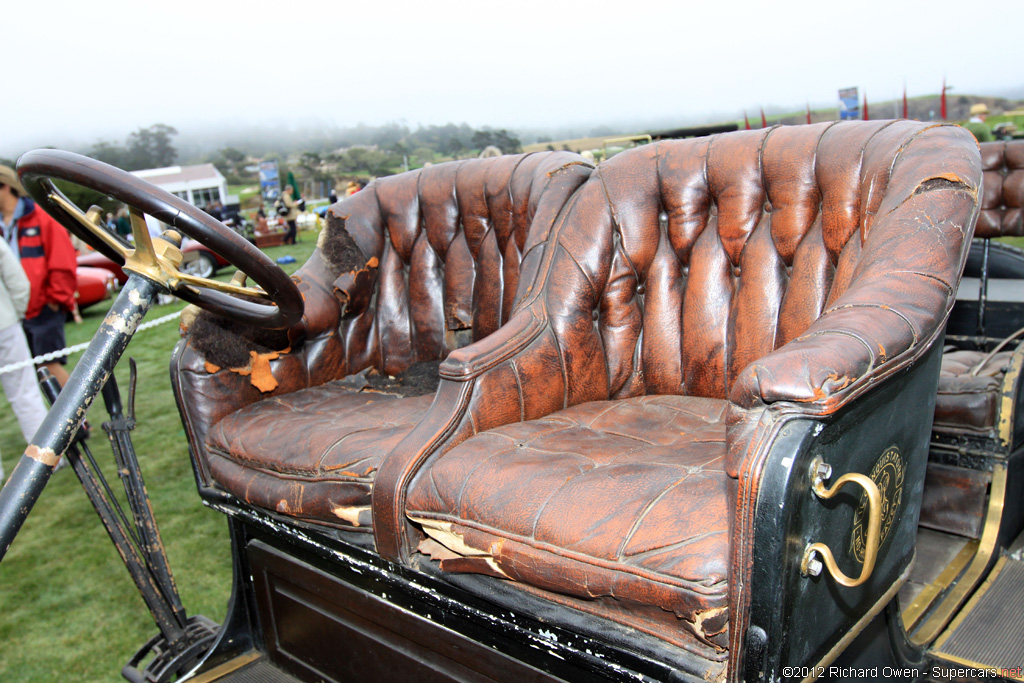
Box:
xmin=806 ymin=103 xmax=812 ymax=125
xmin=744 ymin=111 xmax=751 ymax=130
xmin=941 ymin=77 xmax=947 ymax=120
xmin=903 ymin=84 xmax=908 ymax=119
xmin=760 ymin=107 xmax=767 ymax=128
xmin=863 ymin=92 xmax=869 ymax=121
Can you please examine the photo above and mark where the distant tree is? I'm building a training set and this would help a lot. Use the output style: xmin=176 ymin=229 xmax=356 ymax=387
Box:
xmin=492 ymin=129 xmax=522 ymax=154
xmin=124 ymin=124 xmax=178 ymax=170
xmin=471 ymin=130 xmax=495 ymax=151
xmin=413 ymin=147 xmax=435 ymax=165
xmin=443 ymin=137 xmax=465 ymax=158
xmin=470 ymin=128 xmax=521 ymax=154
xmin=333 ymin=147 xmax=396 ymax=176
xmin=210 ymin=146 xmax=249 ymax=181
xmin=88 ymin=140 xmax=129 ymax=168
xmin=371 ymin=123 xmax=410 ymax=149
xmin=219 ymin=146 xmax=246 ymax=167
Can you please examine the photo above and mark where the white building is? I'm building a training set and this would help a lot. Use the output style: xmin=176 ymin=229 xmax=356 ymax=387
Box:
xmin=132 ymin=164 xmax=228 ymax=210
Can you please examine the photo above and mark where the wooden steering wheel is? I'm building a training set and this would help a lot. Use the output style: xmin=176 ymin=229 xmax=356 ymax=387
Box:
xmin=17 ymin=150 xmax=303 ymax=329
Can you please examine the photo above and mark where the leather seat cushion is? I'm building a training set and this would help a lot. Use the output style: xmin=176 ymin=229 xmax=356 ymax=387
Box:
xmin=406 ymin=394 xmax=731 ymax=656
xmin=934 ymin=350 xmax=1013 ymax=433
xmin=206 ymin=380 xmax=434 ymax=530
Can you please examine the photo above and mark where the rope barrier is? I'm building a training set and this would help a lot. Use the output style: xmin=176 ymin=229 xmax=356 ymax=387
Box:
xmin=0 ymin=310 xmax=182 ymax=377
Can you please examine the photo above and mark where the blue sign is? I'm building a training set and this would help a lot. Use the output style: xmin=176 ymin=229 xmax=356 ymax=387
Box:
xmin=259 ymin=161 xmax=280 ymax=201
xmin=839 ymin=87 xmax=860 ymax=120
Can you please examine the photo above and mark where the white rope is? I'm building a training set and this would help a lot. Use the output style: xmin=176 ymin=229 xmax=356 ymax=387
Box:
xmin=0 ymin=310 xmax=182 ymax=377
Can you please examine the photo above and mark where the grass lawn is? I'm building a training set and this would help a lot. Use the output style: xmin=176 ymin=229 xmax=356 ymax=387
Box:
xmin=0 ymin=233 xmax=319 ymax=682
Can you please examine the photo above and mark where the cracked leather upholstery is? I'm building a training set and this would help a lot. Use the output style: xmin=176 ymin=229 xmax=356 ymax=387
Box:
xmin=170 ymin=152 xmax=594 ymax=528
xmin=408 ymin=395 xmax=730 ymax=657
xmin=207 ymin=384 xmax=434 ymax=530
xmin=397 ymin=121 xmax=981 ymax=664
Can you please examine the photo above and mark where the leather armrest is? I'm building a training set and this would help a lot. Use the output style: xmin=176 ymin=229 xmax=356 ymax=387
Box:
xmin=374 ymin=302 xmax=609 ymax=561
xmin=726 ymin=185 xmax=979 ymax=477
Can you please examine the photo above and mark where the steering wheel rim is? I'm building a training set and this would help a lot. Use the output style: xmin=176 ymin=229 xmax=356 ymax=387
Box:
xmin=16 ymin=149 xmax=303 ymax=329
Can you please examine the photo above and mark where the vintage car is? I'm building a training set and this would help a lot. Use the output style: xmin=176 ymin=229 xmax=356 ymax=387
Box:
xmin=74 ymin=264 xmax=116 ymax=309
xmin=1 ymin=123 xmax=1022 ymax=683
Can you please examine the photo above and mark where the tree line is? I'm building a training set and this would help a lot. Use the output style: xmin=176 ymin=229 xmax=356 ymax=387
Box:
xmin=84 ymin=121 xmax=523 ymax=187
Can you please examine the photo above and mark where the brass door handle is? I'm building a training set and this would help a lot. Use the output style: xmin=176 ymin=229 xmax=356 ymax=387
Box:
xmin=800 ymin=458 xmax=882 ymax=588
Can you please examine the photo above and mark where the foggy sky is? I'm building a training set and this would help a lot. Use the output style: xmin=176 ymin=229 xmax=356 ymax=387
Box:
xmin=5 ymin=0 xmax=1021 ymax=156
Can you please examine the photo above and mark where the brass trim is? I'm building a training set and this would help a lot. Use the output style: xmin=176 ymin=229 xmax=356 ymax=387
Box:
xmin=175 ymin=271 xmax=269 ymax=300
xmin=801 ymin=458 xmax=883 ymax=588
xmin=181 ymin=650 xmax=262 ymax=682
xmin=997 ymin=342 xmax=1024 ymax=448
xmin=908 ymin=462 xmax=1007 ymax=646
xmin=50 ymin=192 xmax=267 ymax=301
xmin=801 ymin=558 xmax=914 ymax=683
xmin=48 ymin=190 xmax=129 ymax=258
xmin=901 ymin=538 xmax=978 ymax=631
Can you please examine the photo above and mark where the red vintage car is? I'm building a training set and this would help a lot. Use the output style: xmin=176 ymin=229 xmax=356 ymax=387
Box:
xmin=74 ymin=265 xmax=116 ymax=309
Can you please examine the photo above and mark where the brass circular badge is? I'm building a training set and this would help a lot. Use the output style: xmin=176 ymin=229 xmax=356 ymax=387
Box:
xmin=851 ymin=446 xmax=904 ymax=563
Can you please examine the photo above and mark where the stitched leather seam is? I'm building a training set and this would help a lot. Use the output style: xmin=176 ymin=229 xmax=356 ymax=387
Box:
xmin=818 ymin=302 xmax=919 ymax=345
xmin=410 ymin=512 xmax=728 ymax=595
xmin=208 ymin=448 xmax=376 ymax=482
xmin=511 ymin=359 xmax=525 ymax=423
xmin=615 ymin=473 xmax=697 ymax=560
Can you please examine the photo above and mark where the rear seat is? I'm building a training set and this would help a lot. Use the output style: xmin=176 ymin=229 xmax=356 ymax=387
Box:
xmin=935 ymin=140 xmax=1024 ymax=454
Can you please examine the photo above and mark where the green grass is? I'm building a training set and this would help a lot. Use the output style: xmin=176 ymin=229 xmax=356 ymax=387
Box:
xmin=0 ymin=234 xmax=320 ymax=682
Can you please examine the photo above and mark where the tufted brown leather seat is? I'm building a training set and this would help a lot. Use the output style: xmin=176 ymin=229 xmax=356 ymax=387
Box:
xmin=934 ymin=349 xmax=1013 ymax=437
xmin=974 ymin=140 xmax=1024 ymax=239
xmin=171 ymin=152 xmax=594 ymax=531
xmin=370 ymin=121 xmax=981 ymax=674
xmin=934 ymin=140 xmax=1024 ymax=447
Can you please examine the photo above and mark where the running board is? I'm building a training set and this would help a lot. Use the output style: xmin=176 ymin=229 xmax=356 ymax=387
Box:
xmin=932 ymin=557 xmax=1024 ymax=680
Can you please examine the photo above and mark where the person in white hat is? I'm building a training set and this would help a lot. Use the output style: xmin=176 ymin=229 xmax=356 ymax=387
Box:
xmin=964 ymin=103 xmax=994 ymax=142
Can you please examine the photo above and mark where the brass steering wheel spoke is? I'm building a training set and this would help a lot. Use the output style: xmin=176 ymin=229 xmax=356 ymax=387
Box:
xmin=17 ymin=149 xmax=303 ymax=329
xmin=174 ymin=271 xmax=270 ymax=300
xmin=45 ymin=183 xmax=131 ymax=260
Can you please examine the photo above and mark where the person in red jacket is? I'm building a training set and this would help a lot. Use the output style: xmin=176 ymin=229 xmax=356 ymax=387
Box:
xmin=0 ymin=165 xmax=77 ymax=388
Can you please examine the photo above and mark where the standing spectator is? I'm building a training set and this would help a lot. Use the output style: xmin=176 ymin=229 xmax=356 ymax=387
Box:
xmin=254 ymin=206 xmax=269 ymax=233
xmin=114 ymin=206 xmax=132 ymax=238
xmin=964 ymin=103 xmax=994 ymax=143
xmin=0 ymin=165 xmax=77 ymax=388
xmin=0 ymin=238 xmax=49 ymax=481
xmin=280 ymin=184 xmax=300 ymax=245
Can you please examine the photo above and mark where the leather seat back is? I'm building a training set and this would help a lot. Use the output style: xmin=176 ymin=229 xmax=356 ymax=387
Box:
xmin=976 ymin=140 xmax=1024 ymax=238
xmin=520 ymin=121 xmax=978 ymax=404
xmin=319 ymin=152 xmax=594 ymax=377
